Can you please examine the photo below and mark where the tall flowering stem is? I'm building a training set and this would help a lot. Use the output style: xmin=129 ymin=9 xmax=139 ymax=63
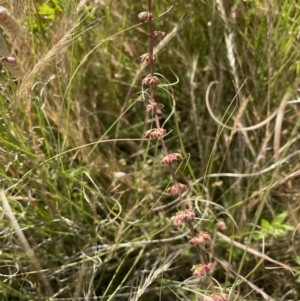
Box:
xmin=138 ymin=1 xmax=227 ymax=299
xmin=141 ymin=2 xmax=182 ymax=205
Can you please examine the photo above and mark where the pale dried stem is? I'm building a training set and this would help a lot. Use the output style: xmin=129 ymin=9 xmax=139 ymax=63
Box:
xmin=0 ymin=189 xmax=54 ymax=296
xmin=274 ymin=92 xmax=291 ymax=162
xmin=189 ymin=55 xmax=202 ymax=154
xmin=216 ymin=231 xmax=294 ymax=272
xmin=205 ymin=82 xmax=278 ymax=132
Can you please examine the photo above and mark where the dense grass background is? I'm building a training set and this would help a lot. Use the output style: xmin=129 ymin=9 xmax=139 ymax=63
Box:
xmin=0 ymin=0 xmax=300 ymax=300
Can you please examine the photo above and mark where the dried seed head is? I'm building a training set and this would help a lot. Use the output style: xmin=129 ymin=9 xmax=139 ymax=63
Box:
xmin=140 ymin=53 xmax=155 ymax=62
xmin=146 ymin=101 xmax=164 ymax=112
xmin=149 ymin=76 xmax=159 ymax=86
xmin=145 ymin=128 xmax=166 ymax=139
xmin=161 ymin=153 xmax=183 ymax=165
xmin=184 ymin=208 xmax=195 ymax=220
xmin=138 ymin=11 xmax=153 ymax=20
xmin=171 ymin=208 xmax=195 ymax=228
xmin=189 ymin=231 xmax=211 ymax=245
xmin=217 ymin=220 xmax=227 ymax=231
xmin=142 ymin=75 xmax=159 ymax=86
xmin=2 ymin=56 xmax=22 ymax=78
xmin=153 ymin=31 xmax=166 ymax=40
xmin=171 ymin=216 xmax=182 ymax=228
xmin=0 ymin=6 xmax=22 ymax=39
xmin=192 ymin=263 xmax=214 ymax=278
xmin=168 ymin=183 xmax=187 ymax=195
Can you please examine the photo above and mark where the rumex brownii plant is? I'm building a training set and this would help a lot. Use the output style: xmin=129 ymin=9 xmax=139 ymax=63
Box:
xmin=138 ymin=1 xmax=228 ymax=300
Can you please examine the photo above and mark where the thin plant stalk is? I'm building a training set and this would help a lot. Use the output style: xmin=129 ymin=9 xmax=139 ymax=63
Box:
xmin=139 ymin=0 xmax=223 ymax=298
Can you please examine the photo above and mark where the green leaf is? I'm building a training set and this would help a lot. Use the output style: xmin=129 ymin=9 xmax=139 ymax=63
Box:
xmin=294 ymin=256 xmax=300 ymax=266
xmin=253 ymin=232 xmax=265 ymax=241
xmin=51 ymin=0 xmax=63 ymax=12
xmin=261 ymin=219 xmax=270 ymax=229
xmin=282 ymin=224 xmax=294 ymax=231
xmin=37 ymin=4 xmax=56 ymax=20
xmin=273 ymin=228 xmax=286 ymax=237
xmin=272 ymin=211 xmax=288 ymax=225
